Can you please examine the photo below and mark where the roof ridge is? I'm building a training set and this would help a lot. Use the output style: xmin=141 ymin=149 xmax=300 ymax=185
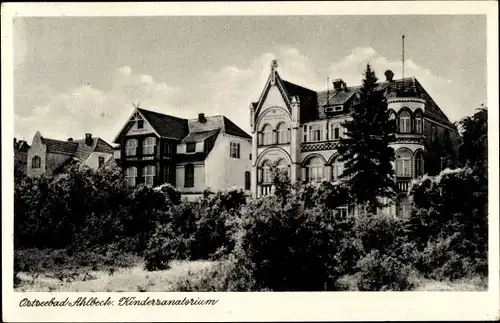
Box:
xmin=137 ymin=107 xmax=188 ymax=121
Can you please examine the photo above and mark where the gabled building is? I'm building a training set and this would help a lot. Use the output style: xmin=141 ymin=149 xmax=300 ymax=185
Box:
xmin=112 ymin=108 xmax=252 ymax=198
xmin=14 ymin=138 xmax=31 ymax=180
xmin=27 ymin=132 xmax=114 ymax=178
xmin=249 ymin=60 xmax=460 ymax=217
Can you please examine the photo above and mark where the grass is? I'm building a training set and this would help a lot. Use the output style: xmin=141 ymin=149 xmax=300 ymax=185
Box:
xmin=15 ymin=259 xmax=217 ymax=292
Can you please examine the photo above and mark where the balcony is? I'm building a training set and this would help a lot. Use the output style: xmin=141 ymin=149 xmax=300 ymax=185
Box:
xmin=397 ymin=178 xmax=412 ymax=193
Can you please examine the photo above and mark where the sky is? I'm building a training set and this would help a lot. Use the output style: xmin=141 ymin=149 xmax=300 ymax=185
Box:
xmin=13 ymin=15 xmax=486 ymax=144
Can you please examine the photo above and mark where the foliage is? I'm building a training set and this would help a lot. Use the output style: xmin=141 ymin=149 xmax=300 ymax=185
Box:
xmin=336 ymin=64 xmax=397 ymax=212
xmin=406 ymin=167 xmax=488 ymax=279
xmin=356 ymin=249 xmax=415 ymax=291
xmin=458 ymin=106 xmax=487 ymax=177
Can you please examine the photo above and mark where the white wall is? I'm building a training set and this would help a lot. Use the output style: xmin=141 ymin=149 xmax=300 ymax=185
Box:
xmin=84 ymin=152 xmax=114 ymax=169
xmin=205 ymin=133 xmax=252 ymax=192
xmin=177 ymin=141 xmax=205 ymax=154
xmin=176 ymin=162 xmax=206 ymax=193
xmin=27 ymin=132 xmax=47 ymax=177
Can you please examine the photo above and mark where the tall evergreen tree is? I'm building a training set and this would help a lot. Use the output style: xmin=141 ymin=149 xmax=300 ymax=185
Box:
xmin=336 ymin=64 xmax=397 ymax=213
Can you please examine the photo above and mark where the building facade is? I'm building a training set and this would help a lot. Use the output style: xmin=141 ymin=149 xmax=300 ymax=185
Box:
xmin=250 ymin=60 xmax=459 ymax=217
xmin=112 ymin=108 xmax=252 ymax=198
xmin=26 ymin=131 xmax=114 ymax=178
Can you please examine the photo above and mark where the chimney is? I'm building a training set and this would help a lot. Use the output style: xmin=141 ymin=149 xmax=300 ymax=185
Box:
xmin=85 ymin=133 xmax=92 ymax=146
xmin=332 ymin=79 xmax=345 ymax=91
xmin=384 ymin=70 xmax=394 ymax=82
xmin=198 ymin=113 xmax=207 ymax=123
xmin=67 ymin=138 xmax=73 ymax=142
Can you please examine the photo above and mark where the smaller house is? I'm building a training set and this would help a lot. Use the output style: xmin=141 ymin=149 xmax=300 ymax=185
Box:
xmin=112 ymin=107 xmax=252 ymax=198
xmin=27 ymin=131 xmax=114 ymax=178
xmin=14 ymin=138 xmax=31 ymax=179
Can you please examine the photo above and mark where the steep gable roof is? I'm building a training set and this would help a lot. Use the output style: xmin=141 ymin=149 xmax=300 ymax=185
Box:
xmin=188 ymin=115 xmax=251 ymax=139
xmin=278 ymin=77 xmax=452 ymax=126
xmin=41 ymin=138 xmax=79 ymax=155
xmin=137 ymin=108 xmax=189 ymax=140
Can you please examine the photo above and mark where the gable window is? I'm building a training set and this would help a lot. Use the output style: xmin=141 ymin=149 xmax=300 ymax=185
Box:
xmin=143 ymin=137 xmax=156 ymax=155
xmin=260 ymin=124 xmax=272 ymax=145
xmin=186 ymin=143 xmax=196 ymax=153
xmin=332 ymin=157 xmax=344 ymax=181
xmin=184 ymin=164 xmax=195 ymax=187
xmin=137 ymin=120 xmax=144 ymax=129
xmin=125 ymin=139 xmax=138 ymax=156
xmin=277 ymin=122 xmax=290 ymax=144
xmin=415 ymin=113 xmax=423 ymax=134
xmin=245 ymin=171 xmax=251 ymax=190
xmin=309 ymin=124 xmax=323 ymax=142
xmin=143 ymin=165 xmax=156 ymax=187
xmin=98 ymin=156 xmax=105 ymax=168
xmin=31 ymin=156 xmax=41 ymax=169
xmin=164 ymin=164 xmax=174 ymax=184
xmin=396 ymin=149 xmax=412 ymax=177
xmin=306 ymin=156 xmax=325 ymax=182
xmin=230 ymin=142 xmax=241 ymax=158
xmin=126 ymin=167 xmax=137 ymax=187
xmin=400 ymin=111 xmax=411 ymax=133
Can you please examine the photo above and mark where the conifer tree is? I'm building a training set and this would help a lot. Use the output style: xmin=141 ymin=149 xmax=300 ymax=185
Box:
xmin=336 ymin=64 xmax=397 ymax=213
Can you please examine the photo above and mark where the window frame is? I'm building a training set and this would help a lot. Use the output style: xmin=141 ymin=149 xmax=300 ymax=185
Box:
xmin=126 ymin=166 xmax=137 ymax=187
xmin=143 ymin=137 xmax=157 ymax=155
xmin=186 ymin=142 xmax=196 ymax=153
xmin=230 ymin=142 xmax=241 ymax=159
xmin=400 ymin=111 xmax=411 ymax=133
xmin=164 ymin=164 xmax=174 ymax=184
xmin=31 ymin=155 xmax=41 ymax=169
xmin=277 ymin=122 xmax=290 ymax=144
xmin=143 ymin=165 xmax=156 ymax=187
xmin=98 ymin=156 xmax=105 ymax=168
xmin=396 ymin=150 xmax=412 ymax=177
xmin=244 ymin=171 xmax=251 ymax=190
xmin=184 ymin=163 xmax=195 ymax=187
xmin=125 ymin=139 xmax=138 ymax=156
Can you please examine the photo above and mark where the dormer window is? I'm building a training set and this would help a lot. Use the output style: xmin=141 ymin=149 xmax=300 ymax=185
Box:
xmin=186 ymin=143 xmax=196 ymax=153
xmin=333 ymin=105 xmax=343 ymax=112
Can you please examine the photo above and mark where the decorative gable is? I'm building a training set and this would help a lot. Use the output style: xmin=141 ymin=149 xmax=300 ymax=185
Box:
xmin=125 ymin=110 xmax=156 ymax=136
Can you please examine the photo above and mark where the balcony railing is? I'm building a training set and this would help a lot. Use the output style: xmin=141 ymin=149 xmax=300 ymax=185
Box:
xmin=397 ymin=178 xmax=412 ymax=193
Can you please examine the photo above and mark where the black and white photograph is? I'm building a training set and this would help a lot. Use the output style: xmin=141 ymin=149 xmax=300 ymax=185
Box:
xmin=2 ymin=1 xmax=499 ymax=322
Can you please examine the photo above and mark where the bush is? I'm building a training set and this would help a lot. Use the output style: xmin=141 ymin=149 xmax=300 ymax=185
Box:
xmin=406 ymin=167 xmax=488 ymax=279
xmin=356 ymin=250 xmax=415 ymax=291
xmin=220 ymin=190 xmax=349 ymax=291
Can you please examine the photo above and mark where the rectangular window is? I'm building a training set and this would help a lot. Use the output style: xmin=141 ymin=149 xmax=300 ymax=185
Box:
xmin=126 ymin=139 xmax=138 ymax=156
xmin=137 ymin=120 xmax=144 ymax=129
xmin=184 ymin=164 xmax=195 ymax=187
xmin=303 ymin=125 xmax=308 ymax=142
xmin=143 ymin=137 xmax=156 ymax=155
xmin=143 ymin=165 xmax=155 ymax=187
xmin=335 ymin=205 xmax=349 ymax=218
xmin=164 ymin=164 xmax=174 ymax=184
xmin=309 ymin=125 xmax=323 ymax=142
xmin=230 ymin=142 xmax=240 ymax=158
xmin=245 ymin=171 xmax=251 ymax=190
xmin=98 ymin=156 xmax=105 ymax=168
xmin=164 ymin=143 xmax=174 ymax=155
xmin=186 ymin=143 xmax=196 ymax=153
xmin=334 ymin=105 xmax=343 ymax=112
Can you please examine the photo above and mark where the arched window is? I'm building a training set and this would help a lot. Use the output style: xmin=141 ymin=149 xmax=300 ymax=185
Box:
xmin=126 ymin=167 xmax=137 ymax=187
xmin=143 ymin=165 xmax=156 ymax=187
xmin=330 ymin=122 xmax=342 ymax=140
xmin=414 ymin=150 xmax=424 ymax=177
xmin=309 ymin=124 xmax=323 ymax=142
xmin=126 ymin=139 xmax=138 ymax=156
xmin=184 ymin=164 xmax=194 ymax=187
xmin=276 ymin=122 xmax=290 ymax=144
xmin=306 ymin=156 xmax=325 ymax=183
xmin=31 ymin=156 xmax=41 ymax=169
xmin=276 ymin=158 xmax=290 ymax=178
xmin=332 ymin=157 xmax=344 ymax=181
xmin=396 ymin=149 xmax=412 ymax=177
xmin=260 ymin=124 xmax=273 ymax=145
xmin=400 ymin=110 xmax=411 ymax=133
xmin=143 ymin=137 xmax=156 ymax=155
xmin=415 ymin=112 xmax=423 ymax=134
xmin=261 ymin=160 xmax=273 ymax=183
